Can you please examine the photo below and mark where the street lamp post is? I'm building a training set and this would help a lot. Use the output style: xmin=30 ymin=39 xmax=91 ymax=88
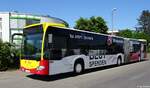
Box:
xmin=111 ymin=8 xmax=117 ymax=35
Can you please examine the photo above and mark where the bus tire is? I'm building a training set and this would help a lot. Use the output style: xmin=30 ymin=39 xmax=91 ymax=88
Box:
xmin=74 ymin=59 xmax=84 ymax=75
xmin=117 ymin=56 xmax=122 ymax=66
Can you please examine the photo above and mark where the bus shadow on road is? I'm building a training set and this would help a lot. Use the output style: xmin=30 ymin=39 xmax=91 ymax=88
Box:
xmin=26 ymin=60 xmax=147 ymax=82
xmin=26 ymin=65 xmax=118 ymax=82
xmin=26 ymin=72 xmax=75 ymax=81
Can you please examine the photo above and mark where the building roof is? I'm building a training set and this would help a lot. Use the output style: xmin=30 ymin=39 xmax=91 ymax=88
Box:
xmin=0 ymin=11 xmax=69 ymax=27
xmin=107 ymin=30 xmax=119 ymax=33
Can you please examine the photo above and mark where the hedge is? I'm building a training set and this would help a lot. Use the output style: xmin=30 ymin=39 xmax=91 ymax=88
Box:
xmin=0 ymin=40 xmax=20 ymax=71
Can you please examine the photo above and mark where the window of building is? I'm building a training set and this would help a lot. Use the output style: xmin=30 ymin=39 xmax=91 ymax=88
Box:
xmin=18 ymin=19 xmax=26 ymax=28
xmin=10 ymin=19 xmax=17 ymax=28
xmin=10 ymin=19 xmax=26 ymax=29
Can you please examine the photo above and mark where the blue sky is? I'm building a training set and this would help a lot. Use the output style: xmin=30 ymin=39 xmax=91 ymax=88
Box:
xmin=0 ymin=0 xmax=149 ymax=30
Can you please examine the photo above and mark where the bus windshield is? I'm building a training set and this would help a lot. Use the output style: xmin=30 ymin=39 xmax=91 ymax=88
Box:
xmin=22 ymin=25 xmax=43 ymax=60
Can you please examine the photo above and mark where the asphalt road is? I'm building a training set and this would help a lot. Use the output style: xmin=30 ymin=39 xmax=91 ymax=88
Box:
xmin=1 ymin=60 xmax=150 ymax=88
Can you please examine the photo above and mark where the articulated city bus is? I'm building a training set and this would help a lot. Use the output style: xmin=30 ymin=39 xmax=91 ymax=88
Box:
xmin=20 ymin=22 xmax=147 ymax=75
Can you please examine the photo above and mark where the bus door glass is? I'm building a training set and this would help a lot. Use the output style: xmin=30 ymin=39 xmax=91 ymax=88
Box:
xmin=44 ymin=33 xmax=67 ymax=60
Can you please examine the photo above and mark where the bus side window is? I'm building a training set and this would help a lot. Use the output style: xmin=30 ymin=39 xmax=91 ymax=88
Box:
xmin=107 ymin=44 xmax=116 ymax=54
xmin=132 ymin=44 xmax=141 ymax=53
xmin=65 ymin=49 xmax=74 ymax=56
xmin=80 ymin=49 xmax=88 ymax=55
xmin=144 ymin=45 xmax=146 ymax=52
xmin=50 ymin=35 xmax=67 ymax=60
xmin=74 ymin=49 xmax=81 ymax=55
xmin=51 ymin=49 xmax=62 ymax=60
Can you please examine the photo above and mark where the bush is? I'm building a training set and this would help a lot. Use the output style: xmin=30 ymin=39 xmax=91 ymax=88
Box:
xmin=0 ymin=40 xmax=10 ymax=70
xmin=9 ymin=47 xmax=20 ymax=69
xmin=0 ymin=40 xmax=20 ymax=71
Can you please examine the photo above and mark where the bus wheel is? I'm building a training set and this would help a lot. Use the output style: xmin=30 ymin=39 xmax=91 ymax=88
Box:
xmin=117 ymin=56 xmax=122 ymax=66
xmin=74 ymin=61 xmax=84 ymax=74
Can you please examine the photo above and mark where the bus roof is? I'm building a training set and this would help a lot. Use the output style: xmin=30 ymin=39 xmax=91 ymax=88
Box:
xmin=44 ymin=23 xmax=127 ymax=39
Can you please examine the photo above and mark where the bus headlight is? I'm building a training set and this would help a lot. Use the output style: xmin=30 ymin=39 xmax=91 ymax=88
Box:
xmin=37 ymin=66 xmax=45 ymax=71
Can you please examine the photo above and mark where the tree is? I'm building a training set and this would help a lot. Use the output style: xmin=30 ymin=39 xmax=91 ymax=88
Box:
xmin=137 ymin=10 xmax=150 ymax=35
xmin=0 ymin=40 xmax=11 ymax=70
xmin=117 ymin=29 xmax=150 ymax=43
xmin=132 ymin=31 xmax=150 ymax=43
xmin=74 ymin=17 xmax=89 ymax=31
xmin=74 ymin=16 xmax=108 ymax=34
xmin=0 ymin=40 xmax=20 ymax=71
xmin=117 ymin=29 xmax=133 ymax=38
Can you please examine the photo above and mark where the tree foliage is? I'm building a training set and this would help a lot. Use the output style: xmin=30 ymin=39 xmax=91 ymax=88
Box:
xmin=117 ymin=29 xmax=133 ymax=38
xmin=0 ymin=40 xmax=11 ymax=70
xmin=137 ymin=10 xmax=150 ymax=35
xmin=117 ymin=29 xmax=150 ymax=43
xmin=132 ymin=31 xmax=150 ymax=43
xmin=74 ymin=16 xmax=108 ymax=34
xmin=0 ymin=40 xmax=20 ymax=71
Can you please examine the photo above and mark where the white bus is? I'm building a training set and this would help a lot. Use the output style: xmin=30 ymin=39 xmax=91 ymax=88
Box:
xmin=20 ymin=22 xmax=147 ymax=75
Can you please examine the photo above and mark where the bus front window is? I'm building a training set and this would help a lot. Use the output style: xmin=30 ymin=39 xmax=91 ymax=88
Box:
xmin=24 ymin=33 xmax=42 ymax=60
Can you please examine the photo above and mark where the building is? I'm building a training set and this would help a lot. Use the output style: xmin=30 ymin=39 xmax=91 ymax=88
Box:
xmin=0 ymin=12 xmax=68 ymax=46
xmin=108 ymin=30 xmax=119 ymax=35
